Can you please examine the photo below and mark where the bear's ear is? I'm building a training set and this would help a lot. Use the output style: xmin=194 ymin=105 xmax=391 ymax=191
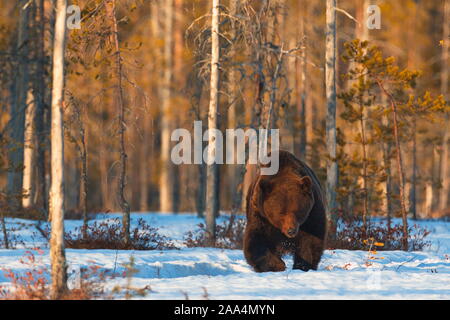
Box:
xmin=298 ymin=176 xmax=312 ymax=192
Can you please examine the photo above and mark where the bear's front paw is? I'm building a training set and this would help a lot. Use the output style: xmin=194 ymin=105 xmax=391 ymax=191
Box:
xmin=254 ymin=256 xmax=286 ymax=273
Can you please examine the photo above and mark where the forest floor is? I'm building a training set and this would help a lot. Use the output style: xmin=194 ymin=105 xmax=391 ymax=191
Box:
xmin=0 ymin=213 xmax=449 ymax=299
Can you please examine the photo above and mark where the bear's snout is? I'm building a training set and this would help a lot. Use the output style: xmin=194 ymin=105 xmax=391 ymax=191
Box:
xmin=282 ymin=218 xmax=299 ymax=238
xmin=286 ymin=228 xmax=297 ymax=238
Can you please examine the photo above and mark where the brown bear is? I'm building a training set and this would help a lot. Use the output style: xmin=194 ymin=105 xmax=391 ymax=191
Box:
xmin=243 ymin=150 xmax=327 ymax=272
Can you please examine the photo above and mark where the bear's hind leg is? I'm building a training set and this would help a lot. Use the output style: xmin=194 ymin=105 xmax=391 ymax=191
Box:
xmin=293 ymin=231 xmax=324 ymax=271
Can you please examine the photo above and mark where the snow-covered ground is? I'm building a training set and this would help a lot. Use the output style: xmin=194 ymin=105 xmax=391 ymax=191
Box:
xmin=0 ymin=213 xmax=449 ymax=299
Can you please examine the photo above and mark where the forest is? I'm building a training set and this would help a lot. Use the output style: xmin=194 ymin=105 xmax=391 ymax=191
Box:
xmin=0 ymin=0 xmax=449 ymax=300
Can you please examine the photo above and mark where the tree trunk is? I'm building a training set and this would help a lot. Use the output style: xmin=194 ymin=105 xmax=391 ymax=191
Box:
xmin=439 ymin=0 xmax=449 ymax=211
xmin=424 ymin=146 xmax=435 ymax=217
xmin=108 ymin=0 xmax=131 ymax=244
xmin=432 ymin=145 xmax=441 ymax=211
xmin=359 ymin=100 xmax=369 ymax=229
xmin=196 ymin=162 xmax=206 ymax=218
xmin=440 ymin=123 xmax=450 ymax=211
xmin=381 ymin=112 xmax=393 ymax=230
xmin=49 ymin=0 xmax=68 ymax=299
xmin=99 ymin=110 xmax=110 ymax=211
xmin=1 ymin=214 xmax=8 ymax=249
xmin=378 ymin=82 xmax=409 ymax=250
xmin=99 ymin=60 xmax=110 ymax=211
xmin=160 ymin=0 xmax=175 ymax=213
xmin=410 ymin=119 xmax=417 ymax=219
xmin=8 ymin=0 xmax=30 ymax=209
xmin=205 ymin=0 xmax=221 ymax=244
xmin=171 ymin=0 xmax=184 ymax=213
xmin=139 ymin=115 xmax=150 ymax=212
xmin=325 ymin=0 xmax=338 ymax=234
xmin=34 ymin=0 xmax=47 ymax=216
xmin=392 ymin=103 xmax=408 ymax=250
xmin=23 ymin=89 xmax=36 ymax=209
xmin=356 ymin=0 xmax=369 ymax=41
xmin=79 ymin=129 xmax=88 ymax=233
xmin=227 ymin=0 xmax=238 ymax=211
xmin=296 ymin=6 xmax=307 ymax=161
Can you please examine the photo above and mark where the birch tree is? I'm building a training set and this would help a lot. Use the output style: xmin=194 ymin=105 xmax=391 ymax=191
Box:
xmin=296 ymin=1 xmax=307 ymax=161
xmin=205 ymin=0 xmax=220 ymax=244
xmin=22 ymin=89 xmax=35 ymax=208
xmin=22 ymin=1 xmax=37 ymax=209
xmin=7 ymin=0 xmax=30 ymax=208
xmin=227 ymin=0 xmax=238 ymax=207
xmin=49 ymin=0 xmax=68 ymax=299
xmin=160 ymin=0 xmax=175 ymax=213
xmin=439 ymin=0 xmax=449 ymax=211
xmin=325 ymin=0 xmax=338 ymax=234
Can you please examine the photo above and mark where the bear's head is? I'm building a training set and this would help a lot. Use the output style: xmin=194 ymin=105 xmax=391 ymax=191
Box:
xmin=256 ymin=174 xmax=314 ymax=238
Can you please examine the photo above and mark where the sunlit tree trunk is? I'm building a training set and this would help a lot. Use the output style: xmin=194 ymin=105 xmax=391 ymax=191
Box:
xmin=22 ymin=89 xmax=36 ymax=208
xmin=424 ymin=145 xmax=436 ymax=216
xmin=172 ymin=0 xmax=184 ymax=213
xmin=139 ymin=115 xmax=150 ymax=212
xmin=381 ymin=111 xmax=393 ymax=229
xmin=405 ymin=1 xmax=417 ymax=218
xmin=439 ymin=0 xmax=449 ymax=211
xmin=325 ymin=0 xmax=338 ymax=234
xmin=425 ymin=144 xmax=440 ymax=216
xmin=432 ymin=145 xmax=441 ymax=211
xmin=410 ymin=119 xmax=417 ymax=219
xmin=356 ymin=0 xmax=369 ymax=41
xmin=78 ymin=116 xmax=88 ymax=233
xmin=49 ymin=0 xmax=68 ymax=299
xmin=227 ymin=0 xmax=238 ymax=212
xmin=378 ymin=83 xmax=409 ymax=250
xmin=98 ymin=53 xmax=109 ymax=212
xmin=205 ymin=0 xmax=221 ymax=244
xmin=358 ymin=97 xmax=369 ymax=229
xmin=296 ymin=1 xmax=307 ymax=161
xmin=8 ymin=0 xmax=30 ymax=209
xmin=99 ymin=110 xmax=109 ymax=210
xmin=108 ymin=0 xmax=131 ymax=244
xmin=160 ymin=0 xmax=175 ymax=213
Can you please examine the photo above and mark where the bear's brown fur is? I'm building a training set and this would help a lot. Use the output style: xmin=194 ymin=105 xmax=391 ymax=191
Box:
xmin=243 ymin=150 xmax=327 ymax=272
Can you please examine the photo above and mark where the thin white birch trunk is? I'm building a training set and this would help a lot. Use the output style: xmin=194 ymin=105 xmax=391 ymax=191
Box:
xmin=8 ymin=0 xmax=30 ymax=208
xmin=439 ymin=0 xmax=449 ymax=211
xmin=206 ymin=0 xmax=220 ymax=243
xmin=227 ymin=0 xmax=238 ymax=212
xmin=425 ymin=177 xmax=434 ymax=217
xmin=22 ymin=89 xmax=36 ymax=208
xmin=160 ymin=0 xmax=175 ymax=213
xmin=294 ymin=1 xmax=307 ymax=161
xmin=49 ymin=0 xmax=68 ymax=299
xmin=325 ymin=0 xmax=338 ymax=231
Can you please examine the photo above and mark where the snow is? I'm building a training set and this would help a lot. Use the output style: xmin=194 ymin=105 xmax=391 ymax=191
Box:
xmin=0 ymin=213 xmax=449 ymax=299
